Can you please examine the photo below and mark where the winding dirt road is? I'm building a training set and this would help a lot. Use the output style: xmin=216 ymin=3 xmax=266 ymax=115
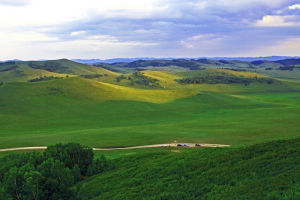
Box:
xmin=0 ymin=143 xmax=230 ymax=152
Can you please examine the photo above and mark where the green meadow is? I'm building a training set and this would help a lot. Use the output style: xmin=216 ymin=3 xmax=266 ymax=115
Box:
xmin=0 ymin=60 xmax=299 ymax=149
xmin=0 ymin=73 xmax=299 ymax=148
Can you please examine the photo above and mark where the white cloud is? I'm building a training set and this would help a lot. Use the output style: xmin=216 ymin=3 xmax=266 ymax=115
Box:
xmin=87 ymin=35 xmax=118 ymax=42
xmin=0 ymin=0 xmax=294 ymax=29
xmin=289 ymin=4 xmax=300 ymax=9
xmin=180 ymin=34 xmax=223 ymax=49
xmin=255 ymin=15 xmax=300 ymax=27
xmin=0 ymin=0 xmax=31 ymax=6
xmin=0 ymin=0 xmax=290 ymax=29
xmin=134 ymin=29 xmax=158 ymax=34
xmin=70 ymin=31 xmax=86 ymax=36
xmin=0 ymin=0 xmax=298 ymax=59
xmin=0 ymin=31 xmax=58 ymax=43
xmin=188 ymin=0 xmax=289 ymax=12
xmin=0 ymin=0 xmax=168 ymax=29
xmin=0 ymin=29 xmax=158 ymax=60
xmin=0 ymin=31 xmax=59 ymax=60
xmin=253 ymin=37 xmax=300 ymax=56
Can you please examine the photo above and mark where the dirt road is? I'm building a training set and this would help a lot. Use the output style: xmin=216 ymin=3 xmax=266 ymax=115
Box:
xmin=0 ymin=147 xmax=47 ymax=152
xmin=0 ymin=143 xmax=230 ymax=152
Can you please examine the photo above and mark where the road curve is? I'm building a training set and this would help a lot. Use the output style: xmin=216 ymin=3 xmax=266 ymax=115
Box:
xmin=0 ymin=143 xmax=230 ymax=152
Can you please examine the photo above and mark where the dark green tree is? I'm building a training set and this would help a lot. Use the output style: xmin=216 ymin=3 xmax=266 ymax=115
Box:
xmin=24 ymin=170 xmax=42 ymax=200
xmin=44 ymin=143 xmax=94 ymax=175
xmin=37 ymin=158 xmax=74 ymax=200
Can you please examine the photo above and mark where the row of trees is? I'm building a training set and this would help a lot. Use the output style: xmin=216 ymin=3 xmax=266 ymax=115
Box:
xmin=177 ymin=75 xmax=275 ymax=86
xmin=28 ymin=76 xmax=63 ymax=82
xmin=0 ymin=143 xmax=113 ymax=200
xmin=0 ymin=65 xmax=18 ymax=72
xmin=116 ymin=72 xmax=160 ymax=87
xmin=29 ymin=62 xmax=68 ymax=73
xmin=79 ymin=74 xmax=107 ymax=79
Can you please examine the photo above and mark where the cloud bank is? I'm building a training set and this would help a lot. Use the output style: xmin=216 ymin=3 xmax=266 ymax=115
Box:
xmin=0 ymin=0 xmax=299 ymax=59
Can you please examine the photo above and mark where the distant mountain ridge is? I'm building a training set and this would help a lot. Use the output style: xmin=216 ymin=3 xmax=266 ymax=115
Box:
xmin=1 ymin=56 xmax=299 ymax=64
xmin=72 ymin=56 xmax=300 ymax=64
xmin=73 ymin=58 xmax=173 ymax=64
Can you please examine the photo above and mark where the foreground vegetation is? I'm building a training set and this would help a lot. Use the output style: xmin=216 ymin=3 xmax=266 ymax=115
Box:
xmin=75 ymin=138 xmax=300 ymax=200
xmin=0 ymin=143 xmax=113 ymax=200
xmin=1 ymin=138 xmax=299 ymax=199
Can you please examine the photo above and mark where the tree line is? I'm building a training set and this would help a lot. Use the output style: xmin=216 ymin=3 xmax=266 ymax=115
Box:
xmin=177 ymin=75 xmax=275 ymax=86
xmin=28 ymin=76 xmax=64 ymax=82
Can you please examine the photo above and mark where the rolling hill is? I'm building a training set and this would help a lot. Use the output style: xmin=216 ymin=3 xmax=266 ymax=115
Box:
xmin=0 ymin=59 xmax=299 ymax=149
xmin=95 ymin=58 xmax=300 ymax=80
xmin=0 ymin=59 xmax=118 ymax=83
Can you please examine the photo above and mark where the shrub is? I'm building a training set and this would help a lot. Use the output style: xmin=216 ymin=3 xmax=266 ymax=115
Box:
xmin=0 ymin=143 xmax=112 ymax=200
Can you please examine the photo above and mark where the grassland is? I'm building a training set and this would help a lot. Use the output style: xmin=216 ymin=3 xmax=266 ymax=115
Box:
xmin=0 ymin=79 xmax=299 ymax=149
xmin=0 ymin=59 xmax=118 ymax=83
xmin=0 ymin=59 xmax=299 ymax=150
xmin=95 ymin=58 xmax=300 ymax=81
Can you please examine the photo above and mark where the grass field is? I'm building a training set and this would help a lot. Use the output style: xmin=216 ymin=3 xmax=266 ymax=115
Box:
xmin=0 ymin=79 xmax=299 ymax=149
xmin=257 ymin=68 xmax=300 ymax=81
xmin=0 ymin=59 xmax=299 ymax=150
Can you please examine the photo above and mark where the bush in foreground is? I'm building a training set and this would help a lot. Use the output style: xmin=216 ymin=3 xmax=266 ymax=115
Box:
xmin=0 ymin=143 xmax=113 ymax=200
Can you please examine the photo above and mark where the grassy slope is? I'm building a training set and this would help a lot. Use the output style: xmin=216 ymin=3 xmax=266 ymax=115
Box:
xmin=112 ymin=70 xmax=182 ymax=88
xmin=0 ymin=59 xmax=119 ymax=82
xmin=178 ymin=68 xmax=267 ymax=78
xmin=0 ymin=75 xmax=299 ymax=148
xmin=111 ymin=69 xmax=285 ymax=90
xmin=0 ymin=66 xmax=70 ymax=82
xmin=97 ymin=58 xmax=300 ymax=80
xmin=0 ymin=61 xmax=299 ymax=148
xmin=0 ymin=77 xmax=194 ymax=103
xmin=19 ymin=59 xmax=118 ymax=76
xmin=141 ymin=70 xmax=182 ymax=88
xmin=75 ymin=138 xmax=300 ymax=200
xmin=257 ymin=68 xmax=300 ymax=81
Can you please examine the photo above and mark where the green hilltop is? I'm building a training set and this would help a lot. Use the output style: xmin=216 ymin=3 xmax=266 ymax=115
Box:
xmin=0 ymin=59 xmax=118 ymax=83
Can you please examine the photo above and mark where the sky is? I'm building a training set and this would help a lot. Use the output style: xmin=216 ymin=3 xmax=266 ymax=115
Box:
xmin=0 ymin=0 xmax=300 ymax=60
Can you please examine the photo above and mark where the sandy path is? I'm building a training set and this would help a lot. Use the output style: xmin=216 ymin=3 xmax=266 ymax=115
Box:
xmin=0 ymin=147 xmax=47 ymax=152
xmin=0 ymin=143 xmax=230 ymax=152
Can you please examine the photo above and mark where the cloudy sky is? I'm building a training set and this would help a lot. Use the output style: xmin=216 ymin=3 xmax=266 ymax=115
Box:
xmin=0 ymin=0 xmax=300 ymax=60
